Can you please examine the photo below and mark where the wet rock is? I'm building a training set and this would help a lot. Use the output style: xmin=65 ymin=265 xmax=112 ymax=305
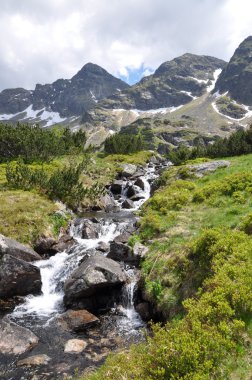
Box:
xmin=52 ymin=234 xmax=76 ymax=253
xmin=122 ymin=199 xmax=135 ymax=209
xmin=34 ymin=234 xmax=76 ymax=256
xmin=108 ymin=242 xmax=137 ymax=264
xmin=64 ymin=339 xmax=87 ymax=353
xmin=0 ymin=234 xmax=41 ymax=262
xmin=17 ymin=354 xmax=51 ymax=367
xmin=134 ymin=177 xmax=145 ymax=190
xmin=0 ymin=317 xmax=39 ymax=355
xmin=64 ymin=253 xmax=126 ymax=310
xmin=114 ymin=232 xmax=131 ymax=244
xmin=126 ymin=185 xmax=136 ymax=198
xmin=135 ymin=302 xmax=151 ymax=321
xmin=120 ymin=164 xmax=137 ymax=178
xmin=0 ymin=254 xmax=42 ymax=298
xmin=110 ymin=180 xmax=124 ymax=194
xmin=34 ymin=236 xmax=57 ymax=255
xmin=97 ymin=241 xmax=109 ymax=253
xmin=99 ymin=194 xmax=119 ymax=212
xmin=56 ymin=309 xmax=99 ymax=332
xmin=130 ymin=195 xmax=145 ymax=202
xmin=81 ymin=220 xmax=99 ymax=239
xmin=130 ymin=170 xmax=145 ymax=179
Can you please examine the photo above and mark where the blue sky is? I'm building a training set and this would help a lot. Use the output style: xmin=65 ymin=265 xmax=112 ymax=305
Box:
xmin=118 ymin=64 xmax=155 ymax=85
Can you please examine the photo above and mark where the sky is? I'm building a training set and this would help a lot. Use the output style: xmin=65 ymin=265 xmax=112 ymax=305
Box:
xmin=0 ymin=0 xmax=252 ymax=90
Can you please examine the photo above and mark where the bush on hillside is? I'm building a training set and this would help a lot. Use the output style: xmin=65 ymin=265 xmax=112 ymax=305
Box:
xmin=104 ymin=132 xmax=144 ymax=154
xmin=0 ymin=123 xmax=86 ymax=163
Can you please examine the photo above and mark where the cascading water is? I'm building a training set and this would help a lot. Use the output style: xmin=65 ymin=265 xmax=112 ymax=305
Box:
xmin=11 ymin=219 xmax=122 ymax=322
xmin=5 ymin=158 xmax=171 ymax=379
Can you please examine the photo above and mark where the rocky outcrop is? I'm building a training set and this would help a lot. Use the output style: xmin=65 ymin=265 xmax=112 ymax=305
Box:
xmin=56 ymin=309 xmax=99 ymax=332
xmin=98 ymin=194 xmax=119 ymax=212
xmin=64 ymin=253 xmax=126 ymax=311
xmin=120 ymin=164 xmax=137 ymax=178
xmin=0 ymin=254 xmax=42 ymax=298
xmin=188 ymin=160 xmax=230 ymax=177
xmin=34 ymin=234 xmax=76 ymax=256
xmin=214 ymin=36 xmax=252 ymax=105
xmin=0 ymin=234 xmax=41 ymax=262
xmin=0 ymin=317 xmax=39 ymax=355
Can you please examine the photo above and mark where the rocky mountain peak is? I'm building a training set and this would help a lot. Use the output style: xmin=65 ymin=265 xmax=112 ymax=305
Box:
xmin=214 ymin=35 xmax=252 ymax=105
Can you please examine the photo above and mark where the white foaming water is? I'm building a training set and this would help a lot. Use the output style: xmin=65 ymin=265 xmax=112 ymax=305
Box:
xmin=118 ymin=269 xmax=144 ymax=333
xmin=11 ymin=220 xmax=121 ymax=319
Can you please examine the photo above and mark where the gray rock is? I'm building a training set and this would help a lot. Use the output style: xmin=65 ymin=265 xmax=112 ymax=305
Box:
xmin=51 ymin=234 xmax=76 ymax=253
xmin=81 ymin=220 xmax=99 ymax=239
xmin=64 ymin=253 xmax=126 ymax=309
xmin=64 ymin=339 xmax=87 ymax=353
xmin=99 ymin=194 xmax=119 ymax=212
xmin=97 ymin=241 xmax=110 ymax=252
xmin=110 ymin=180 xmax=124 ymax=195
xmin=34 ymin=236 xmax=57 ymax=255
xmin=56 ymin=309 xmax=99 ymax=332
xmin=0 ymin=254 xmax=42 ymax=298
xmin=135 ymin=302 xmax=151 ymax=321
xmin=0 ymin=317 xmax=39 ymax=355
xmin=120 ymin=164 xmax=137 ymax=178
xmin=133 ymin=243 xmax=149 ymax=259
xmin=114 ymin=232 xmax=131 ymax=244
xmin=0 ymin=234 xmax=41 ymax=262
xmin=17 ymin=354 xmax=51 ymax=367
xmin=122 ymin=199 xmax=135 ymax=209
xmin=126 ymin=185 xmax=137 ymax=198
xmin=188 ymin=160 xmax=230 ymax=177
xmin=134 ymin=177 xmax=145 ymax=190
xmin=108 ymin=242 xmax=135 ymax=263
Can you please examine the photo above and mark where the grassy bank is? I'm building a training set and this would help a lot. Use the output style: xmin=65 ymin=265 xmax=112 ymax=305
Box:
xmin=0 ymin=151 xmax=152 ymax=245
xmin=80 ymin=154 xmax=252 ymax=380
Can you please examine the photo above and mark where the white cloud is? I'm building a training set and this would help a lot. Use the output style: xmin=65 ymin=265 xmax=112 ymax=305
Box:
xmin=0 ymin=0 xmax=252 ymax=90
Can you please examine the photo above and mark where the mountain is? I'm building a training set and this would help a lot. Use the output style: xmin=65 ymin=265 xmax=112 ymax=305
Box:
xmin=82 ymin=53 xmax=226 ymax=129
xmin=92 ymin=53 xmax=226 ymax=112
xmin=0 ymin=63 xmax=129 ymax=127
xmin=214 ymin=36 xmax=252 ymax=105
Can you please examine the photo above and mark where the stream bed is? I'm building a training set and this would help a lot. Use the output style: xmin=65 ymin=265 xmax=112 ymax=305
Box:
xmin=0 ymin=159 xmax=170 ymax=380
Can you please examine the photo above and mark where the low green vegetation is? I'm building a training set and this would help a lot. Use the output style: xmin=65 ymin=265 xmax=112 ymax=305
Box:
xmin=0 ymin=123 xmax=86 ymax=163
xmin=104 ymin=132 xmax=145 ymax=154
xmin=169 ymin=124 xmax=252 ymax=164
xmin=81 ymin=153 xmax=252 ymax=380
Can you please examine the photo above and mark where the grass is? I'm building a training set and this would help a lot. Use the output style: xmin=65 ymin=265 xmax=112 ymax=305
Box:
xmin=139 ymin=154 xmax=252 ymax=312
xmin=0 ymin=151 xmax=152 ymax=245
xmin=78 ymin=153 xmax=252 ymax=380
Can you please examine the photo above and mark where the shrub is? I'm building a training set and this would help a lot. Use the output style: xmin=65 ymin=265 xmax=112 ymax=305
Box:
xmin=104 ymin=132 xmax=144 ymax=154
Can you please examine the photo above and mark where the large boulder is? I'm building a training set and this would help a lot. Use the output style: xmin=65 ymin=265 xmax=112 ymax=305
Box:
xmin=108 ymin=242 xmax=147 ymax=266
xmin=120 ymin=164 xmax=137 ymax=178
xmin=81 ymin=220 xmax=99 ymax=239
xmin=56 ymin=309 xmax=99 ymax=332
xmin=134 ymin=177 xmax=145 ymax=190
xmin=34 ymin=234 xmax=76 ymax=256
xmin=64 ymin=253 xmax=126 ymax=311
xmin=0 ymin=234 xmax=41 ymax=262
xmin=0 ymin=317 xmax=39 ymax=355
xmin=110 ymin=180 xmax=124 ymax=195
xmin=99 ymin=194 xmax=119 ymax=212
xmin=0 ymin=254 xmax=42 ymax=298
xmin=122 ymin=199 xmax=135 ymax=209
xmin=107 ymin=242 xmax=133 ymax=263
